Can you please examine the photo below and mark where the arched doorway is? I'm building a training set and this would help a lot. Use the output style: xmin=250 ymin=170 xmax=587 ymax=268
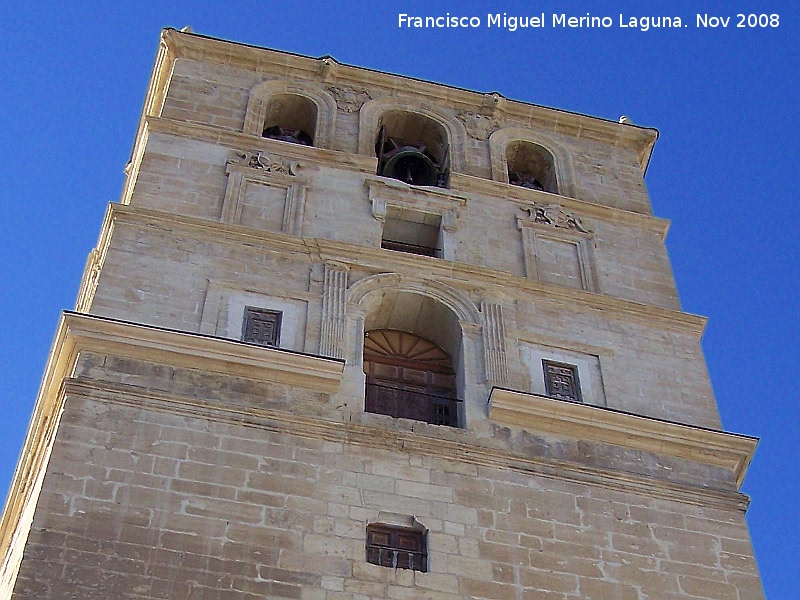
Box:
xmin=363 ymin=329 xmax=459 ymax=427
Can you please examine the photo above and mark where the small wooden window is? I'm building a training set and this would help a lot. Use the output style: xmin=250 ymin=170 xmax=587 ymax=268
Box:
xmin=366 ymin=524 xmax=427 ymax=572
xmin=542 ymin=360 xmax=582 ymax=402
xmin=242 ymin=307 xmax=282 ymax=347
xmin=364 ymin=330 xmax=459 ymax=427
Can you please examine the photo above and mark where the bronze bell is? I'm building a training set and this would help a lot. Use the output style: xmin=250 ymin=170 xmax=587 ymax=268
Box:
xmin=381 ymin=147 xmax=439 ymax=186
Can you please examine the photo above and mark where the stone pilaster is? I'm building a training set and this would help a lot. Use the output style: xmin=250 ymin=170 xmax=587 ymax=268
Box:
xmin=481 ymin=300 xmax=508 ymax=385
xmin=320 ymin=262 xmax=349 ymax=358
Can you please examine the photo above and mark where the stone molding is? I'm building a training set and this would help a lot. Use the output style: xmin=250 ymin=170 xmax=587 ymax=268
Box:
xmin=75 ymin=249 xmax=102 ymax=313
xmin=347 ymin=272 xmax=482 ymax=325
xmin=517 ymin=204 xmax=600 ymax=293
xmin=366 ymin=176 xmax=467 ymax=235
xmin=155 ymin=29 xmax=658 ymax=173
xmin=198 ymin=280 xmax=315 ymax=353
xmin=56 ymin=378 xmax=753 ymax=513
xmin=61 ymin=312 xmax=345 ymax=392
xmin=488 ymin=387 xmax=758 ymax=489
xmin=222 ymin=152 xmax=306 ymax=235
xmin=84 ymin=203 xmax=708 ymax=337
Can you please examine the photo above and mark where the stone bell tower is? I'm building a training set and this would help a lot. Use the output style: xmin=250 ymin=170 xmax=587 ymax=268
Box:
xmin=1 ymin=29 xmax=764 ymax=598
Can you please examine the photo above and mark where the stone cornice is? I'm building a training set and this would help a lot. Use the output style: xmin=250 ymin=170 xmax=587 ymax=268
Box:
xmin=313 ymin=238 xmax=707 ymax=336
xmin=0 ymin=311 xmax=344 ymax=581
xmin=123 ymin=116 xmax=378 ymax=204
xmin=93 ymin=203 xmax=708 ymax=337
xmin=488 ymin=388 xmax=758 ymax=489
xmin=366 ymin=175 xmax=469 ymax=208
xmin=155 ymin=28 xmax=658 ymax=173
xmin=450 ymin=173 xmax=671 ymax=240
xmin=62 ymin=379 xmax=751 ymax=512
xmin=59 ymin=312 xmax=345 ymax=393
xmin=129 ymin=117 xmax=667 ymax=240
xmin=148 ymin=115 xmax=379 ymax=172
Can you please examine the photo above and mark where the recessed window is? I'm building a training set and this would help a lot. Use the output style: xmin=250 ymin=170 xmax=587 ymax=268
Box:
xmin=381 ymin=208 xmax=442 ymax=258
xmin=366 ymin=523 xmax=427 ymax=572
xmin=364 ymin=329 xmax=459 ymax=427
xmin=542 ymin=360 xmax=582 ymax=402
xmin=242 ymin=307 xmax=282 ymax=347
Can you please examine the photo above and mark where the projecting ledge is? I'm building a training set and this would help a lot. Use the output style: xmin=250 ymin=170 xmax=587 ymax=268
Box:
xmin=487 ymin=387 xmax=757 ymax=489
xmin=55 ymin=312 xmax=345 ymax=393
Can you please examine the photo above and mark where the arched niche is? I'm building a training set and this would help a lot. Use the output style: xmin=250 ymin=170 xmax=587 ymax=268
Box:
xmin=489 ymin=128 xmax=576 ymax=198
xmin=348 ymin=274 xmax=481 ymax=428
xmin=262 ymin=93 xmax=317 ymax=145
xmin=243 ymin=81 xmax=337 ymax=148
xmin=506 ymin=141 xmax=557 ymax=193
xmin=358 ymin=99 xmax=468 ymax=178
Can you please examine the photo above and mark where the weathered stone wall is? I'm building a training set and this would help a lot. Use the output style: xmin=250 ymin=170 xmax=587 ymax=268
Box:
xmin=13 ymin=389 xmax=762 ymax=599
xmin=86 ymin=211 xmax=716 ymax=427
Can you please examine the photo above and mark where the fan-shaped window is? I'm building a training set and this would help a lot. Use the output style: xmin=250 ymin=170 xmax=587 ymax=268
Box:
xmin=375 ymin=111 xmax=450 ymax=188
xmin=506 ymin=141 xmax=557 ymax=193
xmin=363 ymin=329 xmax=458 ymax=427
xmin=262 ymin=94 xmax=316 ymax=146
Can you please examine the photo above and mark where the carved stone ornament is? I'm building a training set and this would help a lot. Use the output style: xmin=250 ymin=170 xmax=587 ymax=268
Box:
xmin=228 ymin=151 xmax=297 ymax=175
xmin=457 ymin=110 xmax=500 ymax=140
xmin=520 ymin=203 xmax=590 ymax=233
xmin=327 ymin=86 xmax=372 ymax=113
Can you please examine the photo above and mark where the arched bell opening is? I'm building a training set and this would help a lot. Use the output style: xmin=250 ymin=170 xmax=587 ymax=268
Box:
xmin=262 ymin=93 xmax=317 ymax=146
xmin=375 ymin=111 xmax=450 ymax=188
xmin=362 ymin=291 xmax=463 ymax=427
xmin=506 ymin=141 xmax=557 ymax=193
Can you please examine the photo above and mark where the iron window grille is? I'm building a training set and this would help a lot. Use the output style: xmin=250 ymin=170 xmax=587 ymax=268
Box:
xmin=542 ymin=360 xmax=582 ymax=402
xmin=365 ymin=382 xmax=459 ymax=427
xmin=242 ymin=307 xmax=282 ymax=347
xmin=380 ymin=239 xmax=441 ymax=257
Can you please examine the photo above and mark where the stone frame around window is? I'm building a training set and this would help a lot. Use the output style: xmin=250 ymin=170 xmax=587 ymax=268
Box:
xmin=199 ymin=282 xmax=311 ymax=354
xmin=366 ymin=176 xmax=466 ymax=261
xmin=242 ymin=81 xmax=337 ymax=149
xmin=519 ymin=341 xmax=607 ymax=408
xmin=488 ymin=128 xmax=577 ymax=199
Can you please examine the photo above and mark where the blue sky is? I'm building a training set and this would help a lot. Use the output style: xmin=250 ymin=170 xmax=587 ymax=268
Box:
xmin=1 ymin=1 xmax=797 ymax=596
